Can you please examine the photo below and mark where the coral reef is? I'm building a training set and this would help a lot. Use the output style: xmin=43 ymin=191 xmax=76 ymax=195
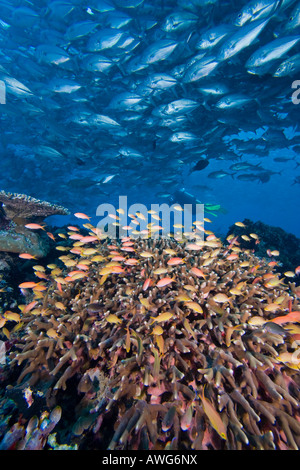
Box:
xmin=227 ymin=219 xmax=300 ymax=281
xmin=0 ymin=191 xmax=69 ymax=259
xmin=0 ymin=220 xmax=300 ymax=450
xmin=0 ymin=405 xmax=62 ymax=450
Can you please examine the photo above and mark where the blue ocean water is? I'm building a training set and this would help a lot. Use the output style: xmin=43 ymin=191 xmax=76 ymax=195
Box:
xmin=0 ymin=0 xmax=299 ymax=238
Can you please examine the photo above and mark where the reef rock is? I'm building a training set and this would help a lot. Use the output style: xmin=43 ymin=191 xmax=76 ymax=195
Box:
xmin=0 ymin=191 xmax=69 ymax=258
xmin=0 ymin=227 xmax=49 ymax=258
xmin=227 ymin=218 xmax=300 ymax=277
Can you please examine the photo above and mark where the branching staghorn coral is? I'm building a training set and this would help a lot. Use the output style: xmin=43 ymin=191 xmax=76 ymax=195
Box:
xmin=1 ymin=222 xmax=300 ymax=450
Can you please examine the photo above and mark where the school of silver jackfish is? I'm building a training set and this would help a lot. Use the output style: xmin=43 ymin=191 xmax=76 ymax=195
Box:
xmin=0 ymin=0 xmax=299 ymax=217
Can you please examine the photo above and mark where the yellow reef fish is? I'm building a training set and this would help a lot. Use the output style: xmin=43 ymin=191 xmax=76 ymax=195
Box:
xmin=151 ymin=311 xmax=173 ymax=323
xmin=229 ymin=287 xmax=244 ymax=296
xmin=248 ymin=316 xmax=266 ymax=326
xmin=139 ymin=251 xmax=154 ymax=258
xmin=200 ymin=386 xmax=227 ymax=440
xmin=164 ymin=249 xmax=177 ymax=255
xmin=284 ymin=271 xmax=295 ymax=278
xmin=100 ymin=274 xmax=108 ymax=285
xmin=55 ymin=302 xmax=66 ymax=311
xmin=106 ymin=314 xmax=122 ymax=325
xmin=82 ymin=248 xmax=98 ymax=255
xmin=264 ymin=277 xmax=284 ymax=288
xmin=32 ymin=265 xmax=46 ymax=272
xmin=47 ymin=264 xmax=57 ymax=270
xmin=270 ymin=250 xmax=280 ymax=256
xmin=276 ymin=351 xmax=300 ymax=369
xmin=140 ymin=297 xmax=151 ymax=310
xmin=183 ymin=318 xmax=196 ymax=340
xmin=152 ymin=325 xmax=164 ymax=335
xmin=12 ymin=322 xmax=24 ymax=333
xmin=183 ymin=284 xmax=197 ymax=292
xmin=184 ymin=301 xmax=203 ymax=314
xmin=213 ymin=294 xmax=233 ymax=307
xmin=91 ymin=255 xmax=105 ymax=262
xmin=153 ymin=267 xmax=169 ymax=275
xmin=155 ymin=334 xmax=164 ymax=355
xmin=70 ymin=272 xmax=88 ymax=280
xmin=64 ymin=260 xmax=77 ymax=267
xmin=47 ymin=328 xmax=59 ymax=339
xmin=175 ymin=293 xmax=192 ymax=302
xmin=264 ymin=303 xmax=282 ymax=312
xmin=235 ymin=222 xmax=246 ymax=228
xmin=202 ymin=257 xmax=214 ymax=266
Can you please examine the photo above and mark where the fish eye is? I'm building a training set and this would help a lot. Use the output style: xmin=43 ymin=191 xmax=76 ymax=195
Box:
xmin=289 ymin=15 xmax=294 ymax=22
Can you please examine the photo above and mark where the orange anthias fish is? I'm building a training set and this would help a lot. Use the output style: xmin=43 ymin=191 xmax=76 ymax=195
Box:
xmin=190 ymin=267 xmax=206 ymax=279
xmin=18 ymin=282 xmax=39 ymax=289
xmin=80 ymin=236 xmax=99 ymax=243
xmin=47 ymin=232 xmax=56 ymax=241
xmin=69 ymin=233 xmax=83 ymax=240
xmin=156 ymin=277 xmax=175 ymax=288
xmin=271 ymin=311 xmax=300 ymax=325
xmin=22 ymin=301 xmax=38 ymax=313
xmin=74 ymin=212 xmax=91 ymax=220
xmin=167 ymin=257 xmax=185 ymax=266
xmin=143 ymin=278 xmax=152 ymax=291
xmin=19 ymin=253 xmax=36 ymax=260
xmin=25 ymin=223 xmax=46 ymax=230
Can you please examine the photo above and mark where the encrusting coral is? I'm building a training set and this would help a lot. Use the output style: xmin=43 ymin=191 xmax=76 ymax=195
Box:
xmin=1 ymin=217 xmax=300 ymax=450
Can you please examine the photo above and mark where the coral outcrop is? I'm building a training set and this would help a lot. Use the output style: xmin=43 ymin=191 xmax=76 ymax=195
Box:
xmin=227 ymin=219 xmax=300 ymax=279
xmin=0 ymin=191 xmax=69 ymax=225
xmin=0 ymin=191 xmax=69 ymax=259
